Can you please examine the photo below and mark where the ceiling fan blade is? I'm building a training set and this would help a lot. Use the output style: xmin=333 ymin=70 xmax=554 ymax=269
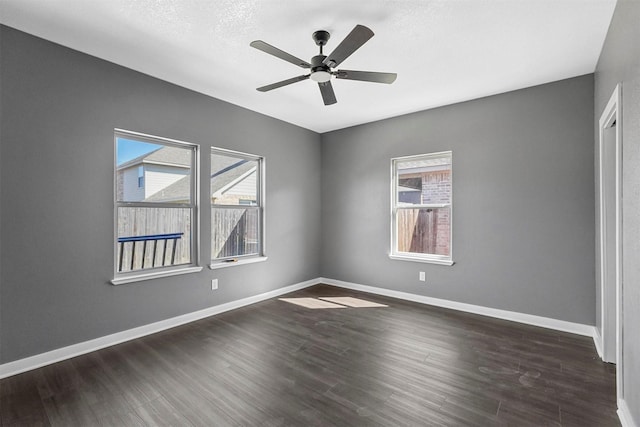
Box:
xmin=250 ymin=40 xmax=311 ymax=68
xmin=257 ymin=75 xmax=310 ymax=92
xmin=334 ymin=70 xmax=397 ymax=84
xmin=318 ymin=81 xmax=337 ymax=105
xmin=322 ymin=25 xmax=374 ymax=68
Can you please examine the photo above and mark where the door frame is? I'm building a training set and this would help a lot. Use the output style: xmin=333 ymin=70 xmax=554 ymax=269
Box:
xmin=597 ymin=83 xmax=622 ymax=401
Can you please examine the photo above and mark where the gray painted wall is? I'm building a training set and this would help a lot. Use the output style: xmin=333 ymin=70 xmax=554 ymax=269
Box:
xmin=0 ymin=26 xmax=322 ymax=363
xmin=594 ymin=0 xmax=640 ymax=420
xmin=0 ymin=25 xmax=3 ymax=362
xmin=321 ymin=75 xmax=595 ymax=325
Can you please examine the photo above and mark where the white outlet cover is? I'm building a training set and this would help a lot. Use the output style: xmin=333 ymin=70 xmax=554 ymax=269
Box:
xmin=211 ymin=279 xmax=218 ymax=290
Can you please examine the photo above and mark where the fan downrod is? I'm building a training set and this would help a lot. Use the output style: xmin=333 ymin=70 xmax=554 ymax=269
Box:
xmin=312 ymin=30 xmax=330 ymax=54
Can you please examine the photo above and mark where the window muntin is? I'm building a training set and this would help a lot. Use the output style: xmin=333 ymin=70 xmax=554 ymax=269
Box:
xmin=211 ymin=148 xmax=263 ymax=262
xmin=391 ymin=151 xmax=452 ymax=264
xmin=115 ymin=131 xmax=198 ymax=277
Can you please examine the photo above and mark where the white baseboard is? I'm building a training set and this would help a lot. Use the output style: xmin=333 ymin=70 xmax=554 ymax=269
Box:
xmin=320 ymin=277 xmax=595 ymax=337
xmin=593 ymin=326 xmax=604 ymax=359
xmin=0 ymin=276 xmax=600 ymax=380
xmin=0 ymin=278 xmax=319 ymax=380
xmin=619 ymin=398 xmax=638 ymax=427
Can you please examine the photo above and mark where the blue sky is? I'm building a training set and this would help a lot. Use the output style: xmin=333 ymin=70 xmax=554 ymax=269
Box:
xmin=117 ymin=137 xmax=161 ymax=165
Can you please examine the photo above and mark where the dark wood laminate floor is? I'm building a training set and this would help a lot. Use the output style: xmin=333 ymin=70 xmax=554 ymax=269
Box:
xmin=0 ymin=284 xmax=618 ymax=426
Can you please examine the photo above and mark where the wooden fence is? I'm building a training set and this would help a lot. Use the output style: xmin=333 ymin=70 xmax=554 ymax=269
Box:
xmin=117 ymin=207 xmax=192 ymax=272
xmin=397 ymin=208 xmax=450 ymax=255
xmin=117 ymin=206 xmax=260 ymax=271
xmin=211 ymin=208 xmax=258 ymax=259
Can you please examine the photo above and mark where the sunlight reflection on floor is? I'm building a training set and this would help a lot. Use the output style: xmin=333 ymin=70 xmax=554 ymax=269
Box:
xmin=279 ymin=296 xmax=388 ymax=309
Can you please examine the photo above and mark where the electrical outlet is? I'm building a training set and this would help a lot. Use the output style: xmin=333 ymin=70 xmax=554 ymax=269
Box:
xmin=419 ymin=271 xmax=426 ymax=282
xmin=211 ymin=279 xmax=218 ymax=290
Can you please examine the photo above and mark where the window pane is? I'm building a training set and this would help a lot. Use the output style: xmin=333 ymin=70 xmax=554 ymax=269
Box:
xmin=117 ymin=138 xmax=192 ymax=204
xmin=117 ymin=207 xmax=192 ymax=272
xmin=397 ymin=156 xmax=451 ymax=205
xmin=211 ymin=152 xmax=258 ymax=206
xmin=212 ymin=208 xmax=259 ymax=258
xmin=397 ymin=207 xmax=451 ymax=256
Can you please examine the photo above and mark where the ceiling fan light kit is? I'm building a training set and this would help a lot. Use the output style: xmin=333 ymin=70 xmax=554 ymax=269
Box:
xmin=310 ymin=55 xmax=332 ymax=83
xmin=250 ymin=25 xmax=397 ymax=106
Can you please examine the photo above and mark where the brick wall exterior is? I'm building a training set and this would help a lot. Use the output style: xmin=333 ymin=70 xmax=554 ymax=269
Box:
xmin=421 ymin=170 xmax=451 ymax=205
xmin=422 ymin=169 xmax=451 ymax=256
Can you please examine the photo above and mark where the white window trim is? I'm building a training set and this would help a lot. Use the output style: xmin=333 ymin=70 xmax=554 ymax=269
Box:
xmin=210 ymin=147 xmax=266 ymax=266
xmin=208 ymin=256 xmax=268 ymax=270
xmin=389 ymin=254 xmax=454 ymax=266
xmin=390 ymin=151 xmax=453 ymax=265
xmin=111 ymin=266 xmax=203 ymax=285
xmin=113 ymin=129 xmax=201 ymax=285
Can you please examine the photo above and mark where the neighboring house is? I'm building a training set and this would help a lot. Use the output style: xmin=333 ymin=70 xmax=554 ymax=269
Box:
xmin=117 ymin=146 xmax=257 ymax=204
xmin=210 ymin=157 xmax=257 ymax=205
xmin=117 ymin=146 xmax=191 ymax=202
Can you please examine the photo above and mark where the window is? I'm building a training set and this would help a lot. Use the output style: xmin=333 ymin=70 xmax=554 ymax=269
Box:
xmin=113 ymin=130 xmax=200 ymax=284
xmin=211 ymin=148 xmax=264 ymax=266
xmin=391 ymin=151 xmax=453 ymax=265
xmin=137 ymin=166 xmax=144 ymax=188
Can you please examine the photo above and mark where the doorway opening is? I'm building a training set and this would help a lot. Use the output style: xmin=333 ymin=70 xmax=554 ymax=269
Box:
xmin=597 ymin=84 xmax=622 ymax=403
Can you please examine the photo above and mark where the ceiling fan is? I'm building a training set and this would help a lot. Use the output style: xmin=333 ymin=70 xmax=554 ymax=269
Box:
xmin=250 ymin=25 xmax=397 ymax=106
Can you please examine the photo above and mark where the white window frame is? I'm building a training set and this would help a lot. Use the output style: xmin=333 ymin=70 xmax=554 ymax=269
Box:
xmin=112 ymin=129 xmax=202 ymax=285
xmin=209 ymin=147 xmax=266 ymax=269
xmin=390 ymin=151 xmax=453 ymax=266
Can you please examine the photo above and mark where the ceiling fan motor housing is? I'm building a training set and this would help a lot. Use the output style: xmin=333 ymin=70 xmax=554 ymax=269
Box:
xmin=310 ymin=55 xmax=332 ymax=82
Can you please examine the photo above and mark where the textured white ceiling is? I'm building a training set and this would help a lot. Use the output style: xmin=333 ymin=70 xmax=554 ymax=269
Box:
xmin=0 ymin=0 xmax=616 ymax=133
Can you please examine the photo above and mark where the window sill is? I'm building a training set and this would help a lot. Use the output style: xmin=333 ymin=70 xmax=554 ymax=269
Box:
xmin=209 ymin=256 xmax=268 ymax=269
xmin=389 ymin=254 xmax=454 ymax=266
xmin=111 ymin=266 xmax=203 ymax=285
